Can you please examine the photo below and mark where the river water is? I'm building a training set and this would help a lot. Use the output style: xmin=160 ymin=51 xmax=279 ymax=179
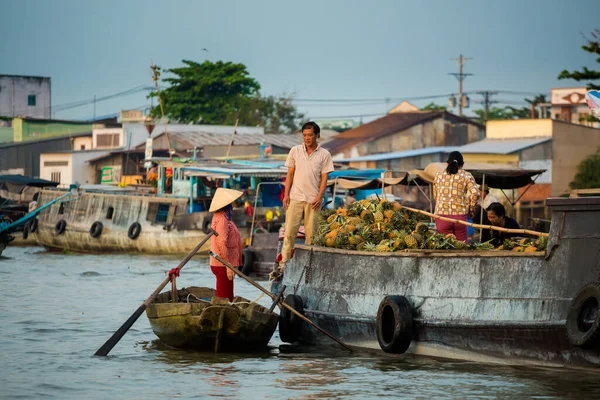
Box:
xmin=2 ymin=246 xmax=600 ymax=399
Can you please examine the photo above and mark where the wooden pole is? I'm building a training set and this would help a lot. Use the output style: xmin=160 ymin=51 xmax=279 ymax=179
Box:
xmin=224 ymin=119 xmax=239 ymax=163
xmin=209 ymin=251 xmax=354 ymax=352
xmin=401 ymin=204 xmax=549 ymax=238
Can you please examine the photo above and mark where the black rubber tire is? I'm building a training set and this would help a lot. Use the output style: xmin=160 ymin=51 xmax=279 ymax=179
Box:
xmin=29 ymin=218 xmax=38 ymax=233
xmin=202 ymin=217 xmax=212 ymax=234
xmin=376 ymin=295 xmax=414 ymax=354
xmin=566 ymin=282 xmax=600 ymax=348
xmin=89 ymin=221 xmax=103 ymax=238
xmin=279 ymin=294 xmax=304 ymax=343
xmin=22 ymin=225 xmax=29 ymax=240
xmin=54 ymin=219 xmax=67 ymax=235
xmin=241 ymin=247 xmax=254 ymax=275
xmin=128 ymin=222 xmax=142 ymax=240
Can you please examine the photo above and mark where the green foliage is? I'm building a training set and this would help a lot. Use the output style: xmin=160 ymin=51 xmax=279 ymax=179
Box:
xmin=421 ymin=102 xmax=447 ymax=111
xmin=148 ymin=60 xmax=305 ymax=133
xmin=472 ymin=95 xmax=547 ymax=124
xmin=570 ymin=146 xmax=600 ymax=190
xmin=558 ymin=29 xmax=600 ymax=90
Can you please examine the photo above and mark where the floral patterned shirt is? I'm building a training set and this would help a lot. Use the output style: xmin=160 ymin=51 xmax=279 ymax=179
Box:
xmin=433 ymin=169 xmax=479 ymax=216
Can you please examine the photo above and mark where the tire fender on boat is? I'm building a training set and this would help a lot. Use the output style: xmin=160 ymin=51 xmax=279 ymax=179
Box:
xmin=566 ymin=281 xmax=600 ymax=348
xmin=279 ymin=294 xmax=304 ymax=343
xmin=54 ymin=219 xmax=67 ymax=235
xmin=29 ymin=218 xmax=38 ymax=233
xmin=241 ymin=247 xmax=254 ymax=275
xmin=202 ymin=217 xmax=212 ymax=234
xmin=128 ymin=222 xmax=142 ymax=240
xmin=376 ymin=295 xmax=414 ymax=354
xmin=89 ymin=221 xmax=103 ymax=238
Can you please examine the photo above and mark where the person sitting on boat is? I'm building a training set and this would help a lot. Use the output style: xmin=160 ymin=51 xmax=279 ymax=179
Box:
xmin=209 ymin=188 xmax=244 ymax=301
xmin=280 ymin=121 xmax=335 ymax=273
xmin=481 ymin=202 xmax=521 ymax=247
xmin=433 ymin=151 xmax=479 ymax=243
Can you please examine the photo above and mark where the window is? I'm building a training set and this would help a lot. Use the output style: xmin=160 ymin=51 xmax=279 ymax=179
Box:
xmin=44 ymin=161 xmax=68 ymax=167
xmin=28 ymin=95 xmax=36 ymax=106
xmin=106 ymin=206 xmax=114 ymax=220
xmin=156 ymin=204 xmax=170 ymax=223
xmin=96 ymin=133 xmax=120 ymax=147
xmin=50 ymin=171 xmax=61 ymax=183
xmin=80 ymin=144 xmax=86 ymax=150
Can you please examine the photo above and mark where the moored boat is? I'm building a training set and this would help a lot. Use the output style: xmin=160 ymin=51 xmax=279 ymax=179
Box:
xmin=274 ymin=196 xmax=600 ymax=367
xmin=146 ymin=286 xmax=279 ymax=352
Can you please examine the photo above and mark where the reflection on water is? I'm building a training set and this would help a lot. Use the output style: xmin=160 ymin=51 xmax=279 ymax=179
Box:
xmin=2 ymin=246 xmax=600 ymax=399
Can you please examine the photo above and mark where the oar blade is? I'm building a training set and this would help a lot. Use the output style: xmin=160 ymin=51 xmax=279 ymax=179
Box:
xmin=94 ymin=304 xmax=147 ymax=357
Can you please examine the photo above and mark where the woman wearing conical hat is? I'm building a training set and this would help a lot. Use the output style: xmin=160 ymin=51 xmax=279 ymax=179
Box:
xmin=209 ymin=188 xmax=244 ymax=301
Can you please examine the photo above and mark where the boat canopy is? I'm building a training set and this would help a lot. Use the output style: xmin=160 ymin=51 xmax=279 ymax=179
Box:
xmin=0 ymin=175 xmax=59 ymax=194
xmin=406 ymin=162 xmax=546 ymax=190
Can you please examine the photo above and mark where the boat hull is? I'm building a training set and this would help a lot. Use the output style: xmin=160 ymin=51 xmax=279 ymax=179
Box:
xmin=146 ymin=287 xmax=279 ymax=352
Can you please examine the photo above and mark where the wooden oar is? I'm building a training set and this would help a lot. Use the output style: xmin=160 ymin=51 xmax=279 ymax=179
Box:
xmin=210 ymin=251 xmax=354 ymax=353
xmin=400 ymin=204 xmax=549 ymax=238
xmin=94 ymin=230 xmax=217 ymax=357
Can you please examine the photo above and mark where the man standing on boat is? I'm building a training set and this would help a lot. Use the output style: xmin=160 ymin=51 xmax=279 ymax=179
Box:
xmin=279 ymin=121 xmax=334 ymax=273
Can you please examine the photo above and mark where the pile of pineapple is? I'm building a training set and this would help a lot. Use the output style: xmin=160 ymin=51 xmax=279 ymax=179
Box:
xmin=497 ymin=237 xmax=548 ymax=252
xmin=312 ymin=198 xmax=548 ymax=253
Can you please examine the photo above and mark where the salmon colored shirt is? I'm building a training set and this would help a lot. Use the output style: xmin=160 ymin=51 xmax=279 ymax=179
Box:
xmin=285 ymin=144 xmax=335 ymax=203
xmin=433 ymin=169 xmax=479 ymax=216
xmin=209 ymin=211 xmax=243 ymax=267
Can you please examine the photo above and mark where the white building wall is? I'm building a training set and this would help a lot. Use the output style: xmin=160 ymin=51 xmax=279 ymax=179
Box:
xmin=0 ymin=75 xmax=51 ymax=119
xmin=71 ymin=151 xmax=106 ymax=184
xmin=73 ymin=136 xmax=93 ymax=151
xmin=40 ymin=153 xmax=72 ymax=188
xmin=519 ymin=159 xmax=552 ymax=184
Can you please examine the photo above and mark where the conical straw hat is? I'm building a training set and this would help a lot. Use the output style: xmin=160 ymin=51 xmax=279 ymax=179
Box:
xmin=209 ymin=188 xmax=244 ymax=212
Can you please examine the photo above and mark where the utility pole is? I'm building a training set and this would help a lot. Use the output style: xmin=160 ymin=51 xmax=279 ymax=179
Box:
xmin=93 ymin=94 xmax=96 ymax=122
xmin=476 ymin=91 xmax=498 ymax=122
xmin=449 ymin=54 xmax=473 ymax=116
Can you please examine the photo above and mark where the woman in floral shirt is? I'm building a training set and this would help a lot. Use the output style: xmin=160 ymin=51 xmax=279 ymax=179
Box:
xmin=433 ymin=151 xmax=479 ymax=242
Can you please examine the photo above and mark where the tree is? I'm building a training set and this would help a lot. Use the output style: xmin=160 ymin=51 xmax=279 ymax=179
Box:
xmin=472 ymin=94 xmax=548 ymax=124
xmin=149 ymin=60 xmax=260 ymax=125
xmin=558 ymin=29 xmax=600 ymax=90
xmin=570 ymin=146 xmax=600 ymax=189
xmin=421 ymin=102 xmax=447 ymax=111
xmin=149 ymin=60 xmax=305 ymax=133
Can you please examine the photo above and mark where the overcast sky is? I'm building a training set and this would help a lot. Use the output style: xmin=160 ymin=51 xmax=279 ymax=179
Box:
xmin=2 ymin=0 xmax=599 ymax=123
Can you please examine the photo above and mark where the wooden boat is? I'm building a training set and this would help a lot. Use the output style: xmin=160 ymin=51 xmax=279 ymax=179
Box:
xmin=145 ymin=286 xmax=279 ymax=352
xmin=273 ymin=196 xmax=600 ymax=367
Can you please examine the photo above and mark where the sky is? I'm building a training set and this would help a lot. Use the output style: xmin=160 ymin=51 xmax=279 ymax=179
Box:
xmin=1 ymin=0 xmax=599 ymax=123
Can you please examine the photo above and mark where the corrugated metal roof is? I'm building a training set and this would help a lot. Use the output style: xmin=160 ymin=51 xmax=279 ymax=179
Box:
xmin=337 ymin=147 xmax=458 ymax=163
xmin=456 ymin=137 xmax=552 ymax=154
xmin=162 ymin=132 xmax=300 ymax=149
xmin=183 ymin=166 xmax=288 ymax=179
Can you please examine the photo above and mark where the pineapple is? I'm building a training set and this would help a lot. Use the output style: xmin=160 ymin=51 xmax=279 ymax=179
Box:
xmin=502 ymin=239 xmax=515 ymax=251
xmin=325 ymin=229 xmax=338 ymax=240
xmin=391 ymin=201 xmax=403 ymax=211
xmin=336 ymin=208 xmax=348 ymax=217
xmin=534 ymin=236 xmax=548 ymax=251
xmin=347 ymin=201 xmax=364 ymax=217
xmin=376 ymin=242 xmax=391 ymax=252
xmin=363 ymin=242 xmax=377 ymax=252
xmin=524 ymin=245 xmax=538 ymax=253
xmin=347 ymin=216 xmax=362 ymax=226
xmin=356 ymin=242 xmax=366 ymax=251
xmin=345 ymin=224 xmax=357 ymax=234
xmin=326 ymin=214 xmax=337 ymax=224
xmin=411 ymin=233 xmax=424 ymax=247
xmin=330 ymin=221 xmax=341 ymax=231
xmin=384 ymin=210 xmax=395 ymax=220
xmin=415 ymin=222 xmax=429 ymax=236
xmin=373 ymin=211 xmax=384 ymax=223
xmin=404 ymin=234 xmax=418 ymax=249
xmin=325 ymin=237 xmax=336 ymax=247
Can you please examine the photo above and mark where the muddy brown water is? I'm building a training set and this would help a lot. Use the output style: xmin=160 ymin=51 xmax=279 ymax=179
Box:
xmin=1 ymin=246 xmax=600 ymax=399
